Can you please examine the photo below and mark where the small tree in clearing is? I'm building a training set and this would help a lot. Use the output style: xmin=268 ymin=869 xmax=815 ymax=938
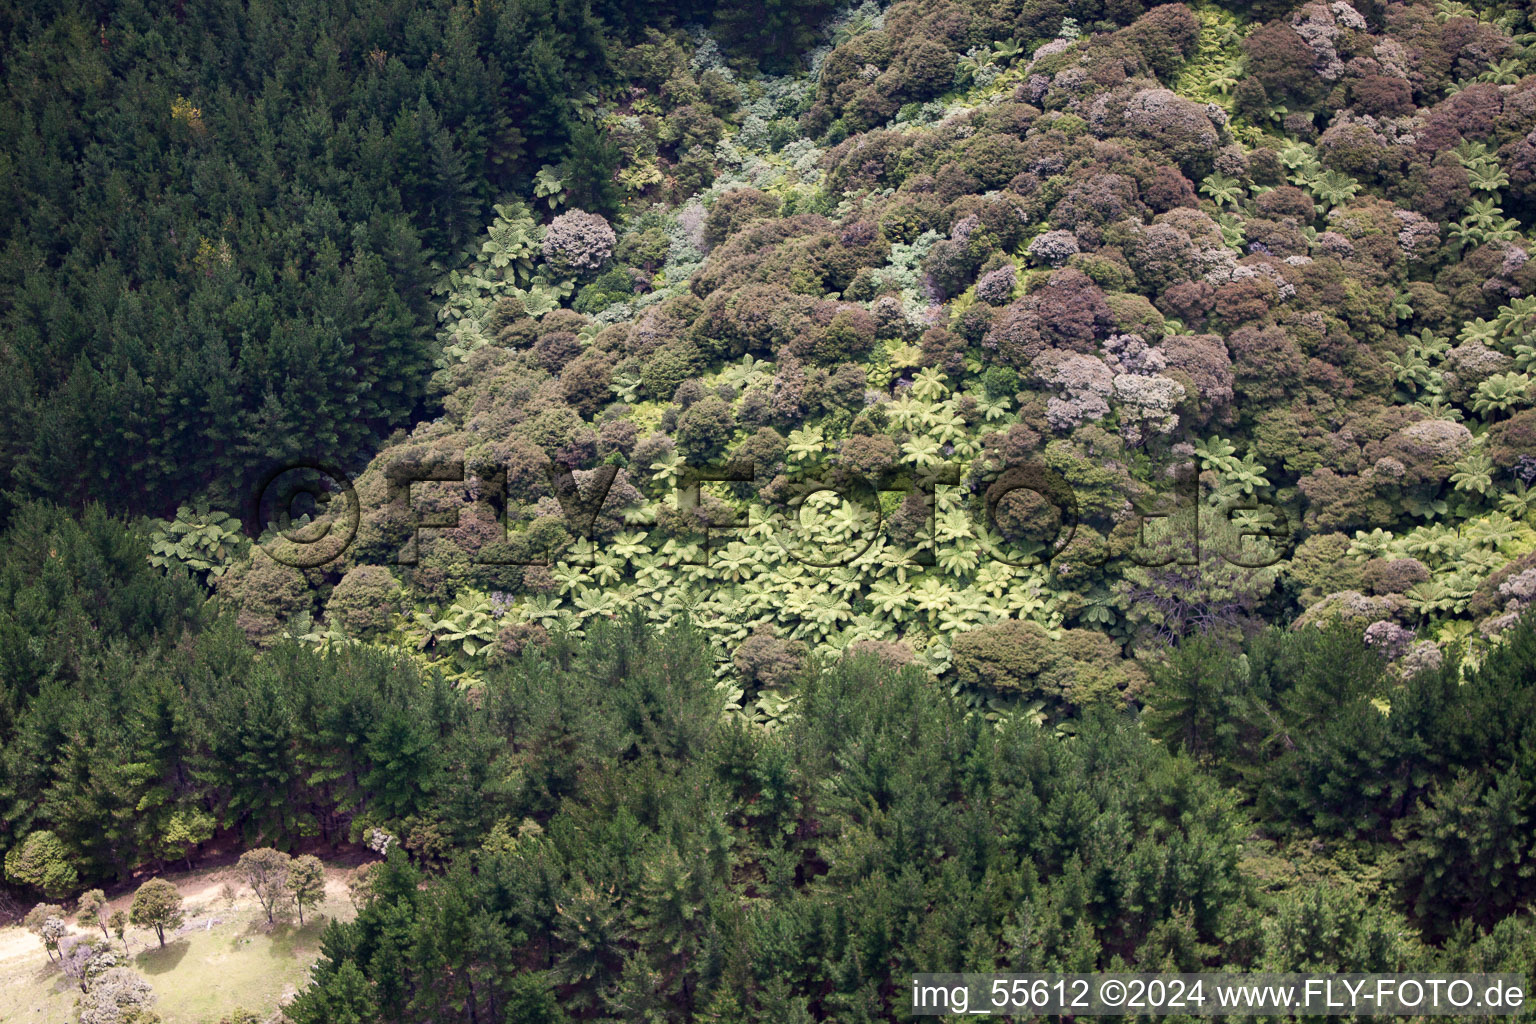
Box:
xmin=77 ymin=888 xmax=110 ymax=939
xmin=59 ymin=936 xmax=99 ymax=993
xmin=108 ymin=909 xmax=128 ymax=951
xmin=78 ymin=967 xmax=155 ymax=1024
xmin=24 ymin=903 xmax=65 ymax=961
xmin=237 ymin=848 xmax=293 ymax=924
xmin=41 ymin=917 xmax=68 ymax=961
xmin=129 ymin=878 xmax=184 ymax=947
xmin=287 ymin=854 xmax=325 ymax=925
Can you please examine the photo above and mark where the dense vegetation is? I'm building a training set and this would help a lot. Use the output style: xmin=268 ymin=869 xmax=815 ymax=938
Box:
xmin=192 ymin=0 xmax=1536 ymax=718
xmin=5 ymin=0 xmax=1536 ymax=1020
xmin=0 ymin=0 xmax=834 ymax=519
xmin=4 ymin=507 xmax=1536 ymax=1020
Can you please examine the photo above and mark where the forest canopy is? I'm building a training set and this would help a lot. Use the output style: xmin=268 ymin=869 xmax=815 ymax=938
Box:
xmin=0 ymin=0 xmax=836 ymax=520
xmin=4 ymin=504 xmax=1536 ymax=1020
xmin=4 ymin=0 xmax=1536 ymax=1020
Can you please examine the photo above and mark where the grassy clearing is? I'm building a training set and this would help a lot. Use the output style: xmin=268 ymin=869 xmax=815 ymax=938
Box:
xmin=0 ymin=860 xmax=358 ymax=1024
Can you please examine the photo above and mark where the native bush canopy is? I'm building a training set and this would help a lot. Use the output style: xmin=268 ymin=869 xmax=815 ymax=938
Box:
xmin=176 ymin=0 xmax=1536 ymax=724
